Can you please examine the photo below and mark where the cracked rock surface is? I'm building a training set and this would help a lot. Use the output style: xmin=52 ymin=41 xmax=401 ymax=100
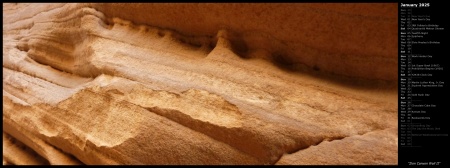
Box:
xmin=3 ymin=3 xmax=398 ymax=165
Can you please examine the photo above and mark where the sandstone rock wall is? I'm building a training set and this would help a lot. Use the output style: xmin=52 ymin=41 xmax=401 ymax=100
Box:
xmin=3 ymin=3 xmax=398 ymax=165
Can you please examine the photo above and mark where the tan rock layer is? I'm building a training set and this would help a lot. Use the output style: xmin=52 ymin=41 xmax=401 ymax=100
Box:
xmin=3 ymin=132 xmax=49 ymax=165
xmin=276 ymin=128 xmax=398 ymax=165
xmin=92 ymin=3 xmax=398 ymax=81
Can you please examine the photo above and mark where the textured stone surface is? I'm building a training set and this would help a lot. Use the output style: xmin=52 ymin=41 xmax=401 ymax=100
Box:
xmin=3 ymin=3 xmax=397 ymax=165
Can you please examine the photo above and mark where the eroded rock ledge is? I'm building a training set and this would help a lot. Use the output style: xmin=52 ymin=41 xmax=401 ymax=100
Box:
xmin=3 ymin=3 xmax=398 ymax=165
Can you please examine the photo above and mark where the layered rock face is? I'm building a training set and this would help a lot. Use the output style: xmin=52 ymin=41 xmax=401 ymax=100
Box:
xmin=3 ymin=3 xmax=398 ymax=165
